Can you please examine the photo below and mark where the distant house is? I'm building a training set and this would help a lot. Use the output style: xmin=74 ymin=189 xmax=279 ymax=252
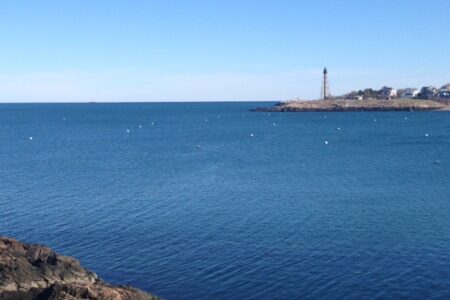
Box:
xmin=347 ymin=94 xmax=363 ymax=100
xmin=419 ymin=86 xmax=438 ymax=99
xmin=438 ymin=89 xmax=450 ymax=99
xmin=401 ymin=88 xmax=420 ymax=99
xmin=441 ymin=83 xmax=450 ymax=90
xmin=345 ymin=91 xmax=364 ymax=100
xmin=437 ymin=84 xmax=450 ymax=101
xmin=378 ymin=86 xmax=397 ymax=100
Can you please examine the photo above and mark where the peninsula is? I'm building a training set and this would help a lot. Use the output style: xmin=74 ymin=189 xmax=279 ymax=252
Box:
xmin=253 ymin=98 xmax=449 ymax=112
xmin=255 ymin=68 xmax=450 ymax=112
xmin=0 ymin=237 xmax=159 ymax=300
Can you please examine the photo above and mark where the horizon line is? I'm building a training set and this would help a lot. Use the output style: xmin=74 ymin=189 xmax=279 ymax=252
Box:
xmin=0 ymin=99 xmax=282 ymax=104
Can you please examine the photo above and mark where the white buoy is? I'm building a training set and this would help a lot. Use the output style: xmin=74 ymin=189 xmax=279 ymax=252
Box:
xmin=204 ymin=119 xmax=208 ymax=122
xmin=126 ymin=129 xmax=130 ymax=133
xmin=374 ymin=119 xmax=377 ymax=122
xmin=63 ymin=118 xmax=66 ymax=121
xmin=273 ymin=123 xmax=276 ymax=126
xmin=151 ymin=122 xmax=154 ymax=125
xmin=337 ymin=127 xmax=341 ymax=131
xmin=324 ymin=140 xmax=328 ymax=145
xmin=425 ymin=133 xmax=429 ymax=137
xmin=29 ymin=136 xmax=33 ymax=141
xmin=404 ymin=117 xmax=408 ymax=120
xmin=250 ymin=133 xmax=254 ymax=137
xmin=196 ymin=144 xmax=201 ymax=149
xmin=139 ymin=124 xmax=142 ymax=128
xmin=324 ymin=116 xmax=327 ymax=119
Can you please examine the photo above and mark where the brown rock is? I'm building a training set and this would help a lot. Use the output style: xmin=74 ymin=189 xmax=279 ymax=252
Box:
xmin=0 ymin=237 xmax=159 ymax=300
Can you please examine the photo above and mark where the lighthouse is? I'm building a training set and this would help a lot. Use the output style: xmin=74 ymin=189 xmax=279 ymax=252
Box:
xmin=321 ymin=67 xmax=330 ymax=99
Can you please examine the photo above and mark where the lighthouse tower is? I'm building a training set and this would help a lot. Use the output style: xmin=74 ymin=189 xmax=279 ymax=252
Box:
xmin=321 ymin=67 xmax=330 ymax=99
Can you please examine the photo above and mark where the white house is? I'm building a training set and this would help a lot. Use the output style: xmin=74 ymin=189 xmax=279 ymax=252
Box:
xmin=379 ymin=86 xmax=397 ymax=99
xmin=401 ymin=89 xmax=419 ymax=99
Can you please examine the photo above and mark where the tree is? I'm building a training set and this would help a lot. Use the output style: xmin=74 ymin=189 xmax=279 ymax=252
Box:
xmin=363 ymin=88 xmax=377 ymax=100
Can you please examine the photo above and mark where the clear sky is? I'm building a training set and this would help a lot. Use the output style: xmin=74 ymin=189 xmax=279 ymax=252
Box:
xmin=1 ymin=0 xmax=449 ymax=102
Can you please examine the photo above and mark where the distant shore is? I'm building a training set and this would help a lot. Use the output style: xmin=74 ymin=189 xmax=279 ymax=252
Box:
xmin=252 ymin=99 xmax=449 ymax=112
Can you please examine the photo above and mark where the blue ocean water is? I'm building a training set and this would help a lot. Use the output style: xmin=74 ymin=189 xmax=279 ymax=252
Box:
xmin=1 ymin=102 xmax=449 ymax=299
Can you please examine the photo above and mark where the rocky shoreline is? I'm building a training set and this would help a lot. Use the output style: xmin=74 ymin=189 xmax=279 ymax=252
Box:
xmin=253 ymin=99 xmax=449 ymax=112
xmin=0 ymin=237 xmax=159 ymax=300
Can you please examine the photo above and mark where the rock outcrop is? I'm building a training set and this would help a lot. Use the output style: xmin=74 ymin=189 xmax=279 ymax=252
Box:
xmin=0 ymin=237 xmax=159 ymax=300
xmin=253 ymin=99 xmax=449 ymax=112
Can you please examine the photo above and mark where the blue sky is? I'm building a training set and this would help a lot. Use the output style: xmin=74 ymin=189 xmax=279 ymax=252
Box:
xmin=1 ymin=0 xmax=449 ymax=102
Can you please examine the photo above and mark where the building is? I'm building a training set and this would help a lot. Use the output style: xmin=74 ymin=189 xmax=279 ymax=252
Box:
xmin=378 ymin=86 xmax=397 ymax=100
xmin=419 ymin=86 xmax=438 ymax=99
xmin=344 ymin=90 xmax=364 ymax=100
xmin=438 ymin=89 xmax=450 ymax=99
xmin=346 ymin=94 xmax=363 ymax=100
xmin=441 ymin=83 xmax=450 ymax=90
xmin=321 ymin=67 xmax=331 ymax=99
xmin=439 ymin=84 xmax=450 ymax=102
xmin=437 ymin=87 xmax=450 ymax=103
xmin=401 ymin=88 xmax=419 ymax=99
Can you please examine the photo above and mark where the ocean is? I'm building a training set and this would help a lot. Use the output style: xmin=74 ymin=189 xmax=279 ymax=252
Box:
xmin=1 ymin=102 xmax=449 ymax=299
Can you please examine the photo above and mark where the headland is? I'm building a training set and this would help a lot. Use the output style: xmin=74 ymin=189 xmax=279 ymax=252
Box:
xmin=253 ymin=99 xmax=449 ymax=112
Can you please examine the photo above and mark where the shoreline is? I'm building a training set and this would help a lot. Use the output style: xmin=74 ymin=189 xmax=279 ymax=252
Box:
xmin=252 ymin=99 xmax=449 ymax=112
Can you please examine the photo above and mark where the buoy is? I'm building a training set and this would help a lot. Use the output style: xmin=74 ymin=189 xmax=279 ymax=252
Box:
xmin=29 ymin=136 xmax=33 ymax=141
xmin=404 ymin=117 xmax=408 ymax=120
xmin=204 ymin=119 xmax=208 ymax=122
xmin=425 ymin=133 xmax=429 ymax=137
xmin=273 ymin=123 xmax=276 ymax=126
xmin=126 ymin=129 xmax=130 ymax=133
xmin=196 ymin=144 xmax=201 ymax=149
xmin=337 ymin=127 xmax=341 ymax=131
xmin=139 ymin=124 xmax=142 ymax=128
xmin=250 ymin=133 xmax=254 ymax=137
xmin=324 ymin=141 xmax=328 ymax=145
xmin=374 ymin=119 xmax=377 ymax=122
